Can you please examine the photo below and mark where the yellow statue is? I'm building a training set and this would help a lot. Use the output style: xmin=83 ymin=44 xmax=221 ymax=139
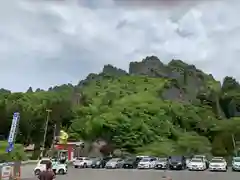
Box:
xmin=59 ymin=130 xmax=68 ymax=144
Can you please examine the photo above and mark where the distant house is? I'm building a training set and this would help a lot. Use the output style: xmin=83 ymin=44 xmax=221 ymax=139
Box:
xmin=24 ymin=144 xmax=35 ymax=151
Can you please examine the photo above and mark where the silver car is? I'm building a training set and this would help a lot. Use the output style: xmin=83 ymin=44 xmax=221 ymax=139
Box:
xmin=105 ymin=158 xmax=124 ymax=169
xmin=232 ymin=157 xmax=240 ymax=171
xmin=154 ymin=158 xmax=168 ymax=169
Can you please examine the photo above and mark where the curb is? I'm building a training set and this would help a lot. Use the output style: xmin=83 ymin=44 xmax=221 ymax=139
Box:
xmin=21 ymin=160 xmax=38 ymax=165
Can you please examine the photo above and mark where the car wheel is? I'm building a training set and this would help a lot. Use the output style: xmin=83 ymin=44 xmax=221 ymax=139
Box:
xmin=58 ymin=169 xmax=65 ymax=175
xmin=74 ymin=166 xmax=78 ymax=168
xmin=83 ymin=163 xmax=87 ymax=168
xmin=34 ymin=169 xmax=41 ymax=176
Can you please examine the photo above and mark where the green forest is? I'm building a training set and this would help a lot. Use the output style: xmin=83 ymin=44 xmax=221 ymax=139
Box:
xmin=0 ymin=56 xmax=240 ymax=158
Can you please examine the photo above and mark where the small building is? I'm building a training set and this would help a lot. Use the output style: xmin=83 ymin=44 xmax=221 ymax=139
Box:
xmin=54 ymin=141 xmax=84 ymax=161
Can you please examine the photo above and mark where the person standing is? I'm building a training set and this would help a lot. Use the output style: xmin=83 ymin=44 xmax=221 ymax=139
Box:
xmin=38 ymin=161 xmax=56 ymax=180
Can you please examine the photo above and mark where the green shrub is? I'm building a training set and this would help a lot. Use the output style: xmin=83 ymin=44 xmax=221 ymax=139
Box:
xmin=0 ymin=141 xmax=27 ymax=162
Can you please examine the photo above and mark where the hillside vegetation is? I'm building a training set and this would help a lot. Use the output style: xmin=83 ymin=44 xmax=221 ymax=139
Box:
xmin=0 ymin=56 xmax=240 ymax=158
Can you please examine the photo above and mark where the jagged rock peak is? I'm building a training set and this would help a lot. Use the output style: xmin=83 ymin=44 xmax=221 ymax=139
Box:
xmin=142 ymin=56 xmax=164 ymax=65
xmin=222 ymin=76 xmax=240 ymax=91
xmin=129 ymin=55 xmax=166 ymax=75
xmin=102 ymin=64 xmax=128 ymax=75
xmin=168 ymin=59 xmax=196 ymax=70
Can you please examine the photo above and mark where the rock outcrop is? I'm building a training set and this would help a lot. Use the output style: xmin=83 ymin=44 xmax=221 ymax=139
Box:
xmin=129 ymin=56 xmax=168 ymax=77
xmin=128 ymin=56 xmax=214 ymax=102
xmin=103 ymin=64 xmax=128 ymax=76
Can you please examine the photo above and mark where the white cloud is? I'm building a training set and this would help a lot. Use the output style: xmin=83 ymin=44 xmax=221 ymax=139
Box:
xmin=0 ymin=0 xmax=239 ymax=91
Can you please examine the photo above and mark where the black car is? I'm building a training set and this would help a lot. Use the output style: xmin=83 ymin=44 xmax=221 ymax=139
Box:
xmin=122 ymin=157 xmax=141 ymax=169
xmin=91 ymin=157 xmax=112 ymax=168
xmin=168 ymin=156 xmax=186 ymax=170
xmin=154 ymin=158 xmax=169 ymax=170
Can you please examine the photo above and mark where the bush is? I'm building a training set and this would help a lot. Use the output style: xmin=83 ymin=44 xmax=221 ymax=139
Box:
xmin=0 ymin=141 xmax=28 ymax=162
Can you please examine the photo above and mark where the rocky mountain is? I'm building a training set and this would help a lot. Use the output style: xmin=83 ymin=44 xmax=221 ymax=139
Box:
xmin=0 ymin=56 xmax=240 ymax=158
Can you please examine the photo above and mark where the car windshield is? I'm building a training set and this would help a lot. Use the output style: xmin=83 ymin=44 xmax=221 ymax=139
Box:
xmin=109 ymin=158 xmax=119 ymax=162
xmin=125 ymin=158 xmax=135 ymax=161
xmin=92 ymin=158 xmax=101 ymax=162
xmin=40 ymin=160 xmax=51 ymax=164
xmin=191 ymin=159 xmax=202 ymax=162
xmin=158 ymin=158 xmax=167 ymax=161
xmin=211 ymin=159 xmax=224 ymax=163
xmin=194 ymin=155 xmax=204 ymax=158
xmin=141 ymin=158 xmax=151 ymax=162
xmin=170 ymin=157 xmax=182 ymax=161
xmin=233 ymin=158 xmax=240 ymax=162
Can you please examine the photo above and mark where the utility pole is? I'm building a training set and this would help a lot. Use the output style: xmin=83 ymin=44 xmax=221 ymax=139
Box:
xmin=51 ymin=124 xmax=57 ymax=149
xmin=40 ymin=109 xmax=52 ymax=158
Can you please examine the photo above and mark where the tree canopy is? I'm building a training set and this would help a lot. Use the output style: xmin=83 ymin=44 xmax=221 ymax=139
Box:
xmin=0 ymin=56 xmax=240 ymax=158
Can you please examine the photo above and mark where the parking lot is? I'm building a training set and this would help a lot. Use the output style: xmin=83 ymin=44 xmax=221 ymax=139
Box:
xmin=21 ymin=164 xmax=240 ymax=180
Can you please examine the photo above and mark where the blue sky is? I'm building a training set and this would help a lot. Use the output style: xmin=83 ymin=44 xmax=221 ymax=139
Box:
xmin=0 ymin=0 xmax=240 ymax=92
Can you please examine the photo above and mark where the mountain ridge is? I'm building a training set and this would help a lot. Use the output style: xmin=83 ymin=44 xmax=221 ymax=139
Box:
xmin=0 ymin=56 xmax=240 ymax=158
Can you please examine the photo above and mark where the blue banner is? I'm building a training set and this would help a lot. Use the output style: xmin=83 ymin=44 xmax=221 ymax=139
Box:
xmin=6 ymin=112 xmax=20 ymax=153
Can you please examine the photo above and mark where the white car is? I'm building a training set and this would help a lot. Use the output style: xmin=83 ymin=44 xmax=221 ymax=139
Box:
xmin=188 ymin=158 xmax=207 ymax=171
xmin=73 ymin=157 xmax=93 ymax=168
xmin=137 ymin=157 xmax=157 ymax=169
xmin=232 ymin=157 xmax=240 ymax=171
xmin=193 ymin=155 xmax=209 ymax=164
xmin=209 ymin=158 xmax=227 ymax=172
xmin=34 ymin=158 xmax=67 ymax=175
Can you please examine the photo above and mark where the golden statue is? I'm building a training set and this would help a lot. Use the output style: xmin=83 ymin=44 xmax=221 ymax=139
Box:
xmin=59 ymin=130 xmax=68 ymax=144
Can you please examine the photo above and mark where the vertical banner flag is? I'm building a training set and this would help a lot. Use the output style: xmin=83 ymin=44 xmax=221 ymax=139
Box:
xmin=6 ymin=112 xmax=20 ymax=152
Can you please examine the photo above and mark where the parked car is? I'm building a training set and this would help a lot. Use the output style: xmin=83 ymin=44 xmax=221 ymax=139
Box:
xmin=168 ymin=156 xmax=187 ymax=170
xmin=209 ymin=157 xmax=227 ymax=172
xmin=232 ymin=157 xmax=240 ymax=171
xmin=188 ymin=158 xmax=207 ymax=171
xmin=136 ymin=155 xmax=149 ymax=159
xmin=105 ymin=158 xmax=124 ymax=169
xmin=122 ymin=157 xmax=141 ymax=169
xmin=137 ymin=157 xmax=157 ymax=169
xmin=212 ymin=157 xmax=225 ymax=161
xmin=154 ymin=158 xmax=168 ymax=170
xmin=34 ymin=158 xmax=67 ymax=175
xmin=192 ymin=155 xmax=209 ymax=168
xmin=73 ymin=157 xmax=93 ymax=168
xmin=91 ymin=157 xmax=112 ymax=168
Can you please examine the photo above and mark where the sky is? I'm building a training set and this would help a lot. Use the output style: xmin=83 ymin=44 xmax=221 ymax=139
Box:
xmin=1 ymin=0 xmax=240 ymax=92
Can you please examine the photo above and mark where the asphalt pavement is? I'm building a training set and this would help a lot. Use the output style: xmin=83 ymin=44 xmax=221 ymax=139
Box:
xmin=21 ymin=165 xmax=240 ymax=180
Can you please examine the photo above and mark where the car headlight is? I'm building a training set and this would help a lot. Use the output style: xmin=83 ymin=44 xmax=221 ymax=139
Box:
xmin=96 ymin=161 xmax=100 ymax=165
